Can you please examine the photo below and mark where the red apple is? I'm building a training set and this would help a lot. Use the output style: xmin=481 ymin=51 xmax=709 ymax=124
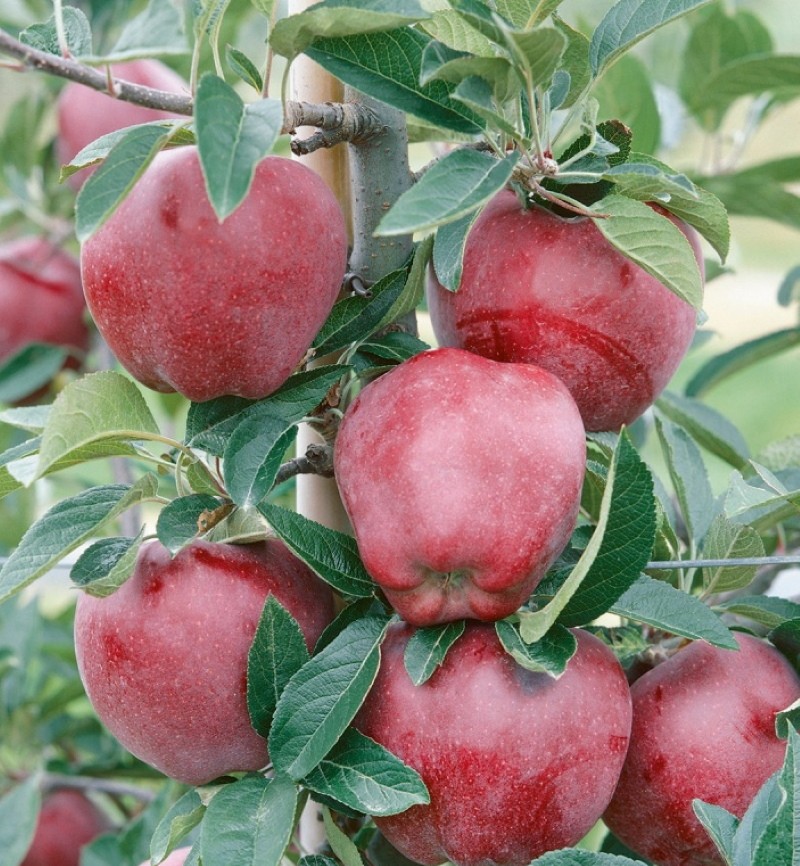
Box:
xmin=0 ymin=236 xmax=89 ymax=391
xmin=57 ymin=59 xmax=188 ymax=188
xmin=603 ymin=633 xmax=800 ymax=866
xmin=137 ymin=848 xmax=191 ymax=866
xmin=22 ymin=788 xmax=110 ymax=866
xmin=74 ymin=539 xmax=336 ymax=786
xmin=333 ymin=347 xmax=586 ymax=626
xmin=80 ymin=146 xmax=348 ymax=402
xmin=355 ymin=622 xmax=632 ymax=866
xmin=426 ymin=192 xmax=703 ymax=432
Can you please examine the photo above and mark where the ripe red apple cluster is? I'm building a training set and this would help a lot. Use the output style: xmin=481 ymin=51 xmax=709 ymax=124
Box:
xmin=0 ymin=236 xmax=89 ymax=400
xmin=21 ymin=788 xmax=109 ymax=866
xmin=56 ymin=67 xmax=799 ymax=866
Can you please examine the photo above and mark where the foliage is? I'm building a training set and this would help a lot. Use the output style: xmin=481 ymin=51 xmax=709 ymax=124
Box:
xmin=0 ymin=0 xmax=799 ymax=865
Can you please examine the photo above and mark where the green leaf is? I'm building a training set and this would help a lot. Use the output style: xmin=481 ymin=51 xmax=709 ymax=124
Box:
xmin=452 ymin=76 xmax=520 ymax=138
xmin=270 ymin=0 xmax=428 ymax=60
xmin=70 ymin=533 xmax=144 ymax=597
xmin=721 ymin=471 xmax=800 ymax=533
xmin=19 ymin=7 xmax=92 ymax=56
xmin=692 ymin=801 xmax=739 ymax=865
xmin=685 ymin=329 xmax=800 ymax=398
xmin=715 ymin=596 xmax=800 ymax=631
xmin=729 ymin=760 xmax=788 ymax=866
xmin=431 ymin=209 xmax=481 ymax=291
xmin=421 ymin=10 xmax=495 ymax=57
xmin=199 ymin=774 xmax=298 ymax=866
xmin=593 ymin=54 xmax=660 ymax=154
xmin=150 ymin=789 xmax=205 ymax=865
xmin=223 ymin=409 xmax=298 ymax=508
xmin=656 ymin=392 xmax=750 ymax=469
xmin=589 ymin=0 xmax=713 ymax=76
xmin=529 ymin=849 xmax=654 ymax=864
xmin=403 ymin=621 xmax=465 ymax=685
xmin=269 ymin=615 xmax=390 ymax=780
xmin=247 ymin=595 xmax=310 ymax=738
xmin=700 ymin=514 xmax=765 ymax=595
xmin=0 ymin=344 xmax=68 ymax=405
xmin=63 ymin=121 xmax=194 ymax=182
xmin=186 ymin=365 xmax=349 ymax=456
xmin=697 ymin=173 xmax=800 ymax=232
xmin=519 ymin=434 xmax=652 ymax=641
xmin=156 ymin=494 xmax=220 ymax=552
xmin=590 ymin=195 xmax=704 ymax=309
xmin=679 ymin=4 xmax=773 ymax=131
xmin=358 ymin=332 xmax=430 ymax=365
xmin=0 ymin=774 xmax=41 ymax=866
xmin=610 ymin=575 xmax=737 ymax=649
xmin=204 ymin=505 xmax=270 ymax=546
xmin=556 ymin=434 xmax=656 ymax=627
xmin=226 ymin=45 xmax=264 ymax=92
xmin=323 ymin=805 xmax=365 ymax=866
xmin=34 ymin=371 xmax=160 ymax=480
xmin=195 ymin=74 xmax=283 ymax=221
xmin=496 ymin=621 xmax=577 ymax=677
xmin=376 ymin=150 xmax=518 ymax=236
xmin=689 ymin=55 xmax=800 ymax=116
xmin=259 ymin=503 xmax=375 ymax=598
xmin=505 ymin=27 xmax=567 ymax=92
xmin=0 ymin=476 xmax=158 ymax=603
xmin=750 ymin=729 xmax=797 ymax=866
xmin=656 ymin=416 xmax=716 ymax=543
xmin=497 ymin=0 xmax=565 ymax=29
xmin=616 ymin=152 xmax=729 ymax=261
xmin=75 ymin=123 xmax=174 ymax=242
xmin=314 ymin=269 xmax=409 ymax=355
xmin=552 ymin=15 xmax=591 ymax=109
xmin=305 ymin=29 xmax=484 ymax=135
xmin=303 ymin=727 xmax=429 ymax=816
xmin=420 ymin=44 xmax=518 ymax=104
xmin=107 ymin=0 xmax=189 ymax=60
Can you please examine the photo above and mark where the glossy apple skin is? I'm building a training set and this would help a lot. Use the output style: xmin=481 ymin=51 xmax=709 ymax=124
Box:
xmin=427 ymin=192 xmax=703 ymax=432
xmin=22 ymin=789 xmax=110 ymax=866
xmin=74 ymin=539 xmax=336 ymax=785
xmin=0 ymin=236 xmax=89 ymax=367
xmin=603 ymin=634 xmax=800 ymax=866
xmin=334 ymin=348 xmax=586 ymax=626
xmin=355 ymin=623 xmax=632 ymax=866
xmin=81 ymin=146 xmax=348 ymax=402
xmin=57 ymin=59 xmax=187 ymax=188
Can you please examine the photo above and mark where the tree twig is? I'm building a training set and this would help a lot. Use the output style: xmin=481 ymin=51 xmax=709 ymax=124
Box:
xmin=0 ymin=27 xmax=386 ymax=146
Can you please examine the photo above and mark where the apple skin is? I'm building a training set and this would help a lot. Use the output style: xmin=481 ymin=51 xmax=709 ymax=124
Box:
xmin=22 ymin=788 xmax=110 ymax=866
xmin=57 ymin=59 xmax=187 ymax=188
xmin=603 ymin=633 xmax=800 ymax=866
xmin=333 ymin=347 xmax=586 ymax=626
xmin=0 ymin=236 xmax=89 ymax=377
xmin=80 ymin=146 xmax=348 ymax=402
xmin=137 ymin=848 xmax=191 ymax=866
xmin=426 ymin=192 xmax=703 ymax=432
xmin=354 ymin=622 xmax=633 ymax=866
xmin=74 ymin=539 xmax=336 ymax=786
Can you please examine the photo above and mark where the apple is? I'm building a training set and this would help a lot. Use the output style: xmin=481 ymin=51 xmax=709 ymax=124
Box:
xmin=74 ymin=539 xmax=336 ymax=786
xmin=0 ymin=236 xmax=89 ymax=394
xmin=603 ymin=633 xmax=800 ymax=866
xmin=426 ymin=192 xmax=703 ymax=432
xmin=333 ymin=347 xmax=586 ymax=626
xmin=57 ymin=59 xmax=188 ymax=188
xmin=22 ymin=788 xmax=109 ymax=866
xmin=355 ymin=622 xmax=633 ymax=866
xmin=80 ymin=146 xmax=348 ymax=402
xmin=137 ymin=848 xmax=191 ymax=866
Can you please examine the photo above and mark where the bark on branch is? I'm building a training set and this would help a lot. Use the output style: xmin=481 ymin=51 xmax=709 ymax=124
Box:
xmin=0 ymin=27 xmax=385 ymax=147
